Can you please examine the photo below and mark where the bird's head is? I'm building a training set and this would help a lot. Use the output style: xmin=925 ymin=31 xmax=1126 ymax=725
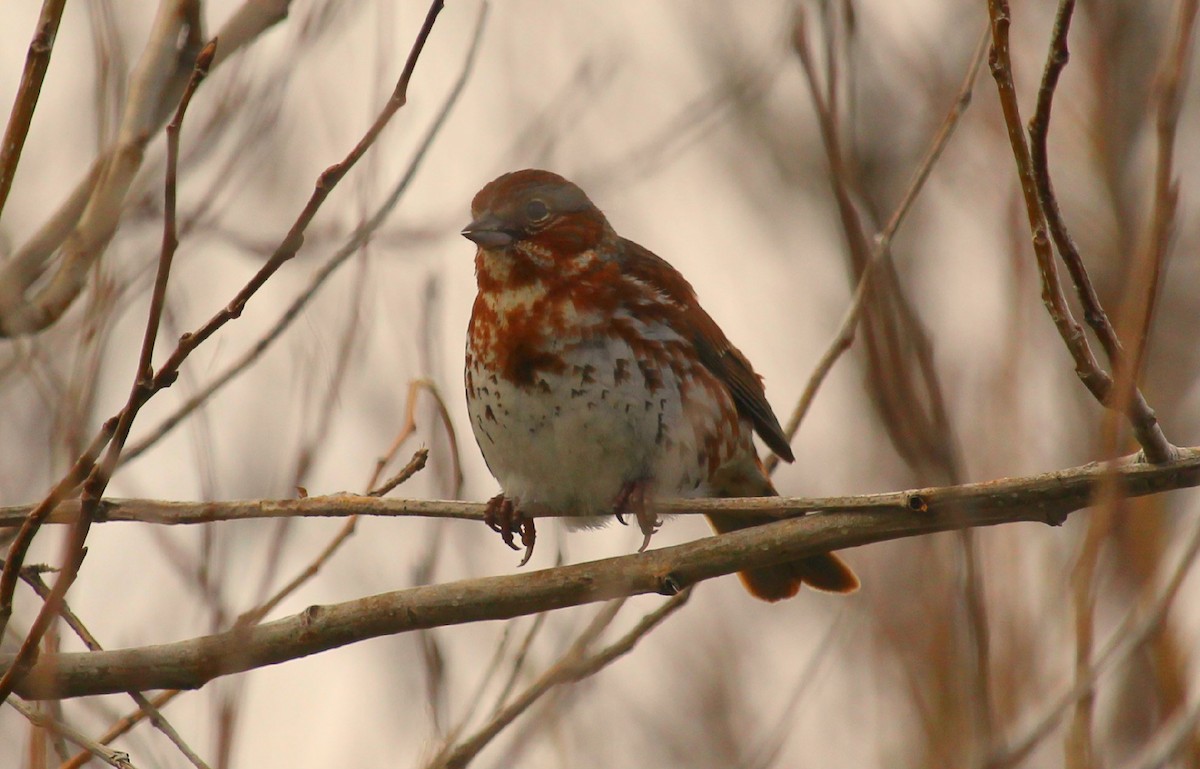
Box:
xmin=463 ymin=169 xmax=610 ymax=259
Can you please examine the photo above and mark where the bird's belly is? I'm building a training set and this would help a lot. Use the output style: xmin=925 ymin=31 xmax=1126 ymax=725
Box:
xmin=466 ymin=341 xmax=711 ymax=521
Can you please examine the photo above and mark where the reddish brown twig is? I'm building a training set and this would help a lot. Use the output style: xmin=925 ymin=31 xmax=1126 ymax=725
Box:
xmin=991 ymin=0 xmax=1176 ymax=463
xmin=0 ymin=0 xmax=67 ymax=220
xmin=426 ymin=591 xmax=691 ymax=769
xmin=20 ymin=570 xmax=211 ymax=769
xmin=768 ymin=26 xmax=989 ymax=474
xmin=0 ymin=40 xmax=217 ymax=701
xmin=983 ymin=516 xmax=1200 ymax=769
xmin=0 ymin=0 xmax=446 ymax=702
xmin=119 ymin=3 xmax=486 ymax=467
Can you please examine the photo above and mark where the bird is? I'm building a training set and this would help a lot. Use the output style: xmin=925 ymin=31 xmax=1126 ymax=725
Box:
xmin=462 ymin=169 xmax=858 ymax=601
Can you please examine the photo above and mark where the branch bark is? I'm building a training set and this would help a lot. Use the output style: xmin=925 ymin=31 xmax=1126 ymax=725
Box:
xmin=3 ymin=448 xmax=1199 ymax=700
xmin=4 ymin=448 xmax=1197 ymax=529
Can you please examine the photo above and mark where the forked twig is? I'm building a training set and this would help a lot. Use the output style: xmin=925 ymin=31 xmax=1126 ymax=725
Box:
xmin=0 ymin=0 xmax=447 ymax=701
xmin=0 ymin=0 xmax=205 ymax=337
xmin=426 ymin=591 xmax=691 ymax=769
xmin=767 ymin=26 xmax=989 ymax=473
xmin=0 ymin=0 xmax=295 ymax=337
xmin=7 ymin=697 xmax=138 ymax=769
xmin=0 ymin=40 xmax=217 ymax=701
xmin=121 ymin=4 xmax=487 ymax=467
xmin=989 ymin=0 xmax=1176 ymax=463
xmin=369 ymin=379 xmax=464 ymax=495
xmin=20 ymin=570 xmax=212 ymax=769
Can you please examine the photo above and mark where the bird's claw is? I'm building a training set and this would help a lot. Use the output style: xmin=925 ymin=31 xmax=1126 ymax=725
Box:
xmin=613 ymin=479 xmax=659 ymax=552
xmin=484 ymin=494 xmax=537 ymax=566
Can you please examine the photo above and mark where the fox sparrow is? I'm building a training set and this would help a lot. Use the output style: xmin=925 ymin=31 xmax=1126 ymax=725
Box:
xmin=462 ymin=169 xmax=857 ymax=601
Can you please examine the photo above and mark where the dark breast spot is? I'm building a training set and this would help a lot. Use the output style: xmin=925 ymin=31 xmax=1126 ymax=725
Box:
xmin=504 ymin=340 xmax=567 ymax=388
xmin=638 ymin=360 xmax=663 ymax=393
xmin=614 ymin=358 xmax=631 ymax=385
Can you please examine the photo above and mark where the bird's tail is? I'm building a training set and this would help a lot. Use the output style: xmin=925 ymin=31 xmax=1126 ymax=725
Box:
xmin=706 ymin=466 xmax=858 ymax=601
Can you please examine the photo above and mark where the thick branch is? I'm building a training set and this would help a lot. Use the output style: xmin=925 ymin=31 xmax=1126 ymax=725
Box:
xmin=3 ymin=448 xmax=1199 ymax=700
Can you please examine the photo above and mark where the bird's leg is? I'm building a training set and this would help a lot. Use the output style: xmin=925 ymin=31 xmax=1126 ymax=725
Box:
xmin=484 ymin=494 xmax=536 ymax=567
xmin=613 ymin=479 xmax=659 ymax=552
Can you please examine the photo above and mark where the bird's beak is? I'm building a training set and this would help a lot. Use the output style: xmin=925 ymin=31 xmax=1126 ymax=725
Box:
xmin=461 ymin=216 xmax=515 ymax=249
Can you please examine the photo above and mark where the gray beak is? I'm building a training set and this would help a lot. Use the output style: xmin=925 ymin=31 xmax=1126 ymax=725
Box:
xmin=462 ymin=216 xmax=515 ymax=248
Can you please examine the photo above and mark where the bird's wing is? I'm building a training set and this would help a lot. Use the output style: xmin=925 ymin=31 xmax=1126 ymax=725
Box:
xmin=617 ymin=238 xmax=795 ymax=463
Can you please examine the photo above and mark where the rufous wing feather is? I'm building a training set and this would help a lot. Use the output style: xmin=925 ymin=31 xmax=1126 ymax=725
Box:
xmin=615 ymin=237 xmax=795 ymax=462
xmin=706 ymin=461 xmax=858 ymax=601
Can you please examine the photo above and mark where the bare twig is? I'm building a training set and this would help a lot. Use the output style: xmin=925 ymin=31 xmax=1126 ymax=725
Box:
xmin=234 ymin=450 xmax=429 ymax=630
xmin=1139 ymin=0 xmax=1197 ymax=353
xmin=0 ymin=0 xmax=446 ymax=700
xmin=1117 ymin=695 xmax=1200 ymax=769
xmin=5 ymin=449 xmax=1200 ymax=700
xmin=8 ymin=697 xmax=139 ymax=769
xmin=368 ymin=379 xmax=464 ymax=495
xmin=21 ymin=570 xmax=211 ymax=769
xmin=427 ymin=591 xmax=691 ymax=769
xmin=0 ymin=40 xmax=217 ymax=701
xmin=0 ymin=0 xmax=205 ymax=336
xmin=0 ymin=0 xmax=296 ymax=336
xmin=767 ymin=26 xmax=989 ymax=473
xmin=984 ymin=516 xmax=1200 ymax=769
xmin=59 ymin=691 xmax=181 ymax=769
xmin=370 ymin=449 xmax=430 ymax=499
xmin=3 ymin=448 xmax=1199 ymax=529
xmin=791 ymin=7 xmax=963 ymax=486
xmin=120 ymin=4 xmax=487 ymax=466
xmin=991 ymin=0 xmax=1176 ymax=463
xmin=1027 ymin=0 xmax=1176 ymax=465
xmin=0 ymin=0 xmax=68 ymax=220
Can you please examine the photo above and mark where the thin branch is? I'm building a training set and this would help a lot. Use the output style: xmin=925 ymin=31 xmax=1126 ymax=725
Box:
xmin=790 ymin=6 xmax=964 ymax=486
xmin=427 ymin=591 xmax=691 ymax=769
xmin=1026 ymin=0 xmax=1175 ymax=464
xmin=59 ymin=693 xmax=179 ymax=769
xmin=1117 ymin=695 xmax=1200 ymax=769
xmin=0 ymin=0 xmax=205 ymax=336
xmin=0 ymin=0 xmax=446 ymax=701
xmin=4 ymin=448 xmax=1200 ymax=700
xmin=21 ymin=570 xmax=212 ymax=769
xmin=0 ymin=0 xmax=68 ymax=220
xmin=368 ymin=379 xmax=465 ymax=496
xmin=0 ymin=0 xmax=296 ymax=337
xmin=984 ymin=515 xmax=1200 ymax=769
xmin=2 ymin=447 xmax=1199 ymax=529
xmin=0 ymin=40 xmax=216 ymax=702
xmin=989 ymin=0 xmax=1176 ymax=463
xmin=988 ymin=1 xmax=1102 ymax=396
xmin=1140 ymin=0 xmax=1197 ymax=348
xmin=120 ymin=4 xmax=487 ymax=466
xmin=1029 ymin=0 xmax=1116 ymax=364
xmin=7 ymin=697 xmax=138 ymax=769
xmin=767 ymin=25 xmax=988 ymax=473
xmin=370 ymin=448 xmax=430 ymax=499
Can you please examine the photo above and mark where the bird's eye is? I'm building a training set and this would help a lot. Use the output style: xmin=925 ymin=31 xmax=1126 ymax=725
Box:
xmin=525 ymin=199 xmax=550 ymax=223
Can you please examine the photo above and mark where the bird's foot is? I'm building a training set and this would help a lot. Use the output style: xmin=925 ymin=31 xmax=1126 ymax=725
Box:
xmin=613 ymin=479 xmax=659 ymax=552
xmin=484 ymin=494 xmax=536 ymax=567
